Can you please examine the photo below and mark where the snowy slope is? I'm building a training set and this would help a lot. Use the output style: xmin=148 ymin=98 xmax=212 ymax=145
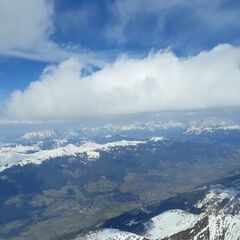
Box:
xmin=0 ymin=140 xmax=145 ymax=172
xmin=144 ymin=209 xmax=198 ymax=239
xmin=76 ymin=229 xmax=145 ymax=240
xmin=0 ymin=144 xmax=40 ymax=171
xmin=163 ymin=185 xmax=240 ymax=240
xmin=77 ymin=185 xmax=240 ymax=240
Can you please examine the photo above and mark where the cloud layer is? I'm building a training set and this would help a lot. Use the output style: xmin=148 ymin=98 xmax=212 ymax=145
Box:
xmin=6 ymin=44 xmax=240 ymax=120
xmin=0 ymin=0 xmax=100 ymax=63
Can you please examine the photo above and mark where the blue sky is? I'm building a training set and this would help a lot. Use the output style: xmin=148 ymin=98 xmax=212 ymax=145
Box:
xmin=1 ymin=0 xmax=240 ymax=120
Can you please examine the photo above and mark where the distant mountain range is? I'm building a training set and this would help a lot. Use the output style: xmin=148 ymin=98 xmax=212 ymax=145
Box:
xmin=0 ymin=139 xmax=147 ymax=171
xmin=1 ymin=115 xmax=240 ymax=173
xmin=1 ymin=110 xmax=240 ymax=239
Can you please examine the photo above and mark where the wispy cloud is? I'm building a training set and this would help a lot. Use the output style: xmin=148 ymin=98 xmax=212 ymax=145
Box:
xmin=104 ymin=0 xmax=240 ymax=52
xmin=0 ymin=0 xmax=103 ymax=65
xmin=6 ymin=44 xmax=240 ymax=120
xmin=1 ymin=0 xmax=239 ymax=62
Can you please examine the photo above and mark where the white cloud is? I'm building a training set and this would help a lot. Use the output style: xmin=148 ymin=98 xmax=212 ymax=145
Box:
xmin=0 ymin=0 xmax=53 ymax=61
xmin=6 ymin=44 xmax=240 ymax=120
xmin=0 ymin=0 xmax=102 ymax=64
xmin=0 ymin=0 xmax=53 ymax=48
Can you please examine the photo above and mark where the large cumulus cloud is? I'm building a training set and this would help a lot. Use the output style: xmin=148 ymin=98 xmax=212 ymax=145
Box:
xmin=6 ymin=44 xmax=240 ymax=120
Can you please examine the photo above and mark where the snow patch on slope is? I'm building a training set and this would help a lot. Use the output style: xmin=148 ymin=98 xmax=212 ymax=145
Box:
xmin=76 ymin=229 xmax=144 ymax=240
xmin=144 ymin=209 xmax=198 ymax=239
xmin=149 ymin=136 xmax=165 ymax=142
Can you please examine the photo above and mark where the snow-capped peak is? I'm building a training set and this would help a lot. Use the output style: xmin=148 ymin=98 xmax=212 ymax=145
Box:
xmin=149 ymin=136 xmax=165 ymax=142
xmin=21 ymin=129 xmax=58 ymax=141
xmin=195 ymin=185 xmax=240 ymax=212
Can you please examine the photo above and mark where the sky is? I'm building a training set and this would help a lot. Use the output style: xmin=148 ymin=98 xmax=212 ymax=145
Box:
xmin=1 ymin=0 xmax=240 ymax=121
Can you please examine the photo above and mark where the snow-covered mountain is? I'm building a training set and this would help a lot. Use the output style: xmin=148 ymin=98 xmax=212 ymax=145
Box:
xmin=162 ymin=186 xmax=240 ymax=240
xmin=0 ymin=139 xmax=147 ymax=172
xmin=80 ymin=117 xmax=240 ymax=136
xmin=76 ymin=185 xmax=240 ymax=240
xmin=1 ymin=110 xmax=240 ymax=240
xmin=12 ymin=117 xmax=240 ymax=144
xmin=102 ymin=121 xmax=186 ymax=132
xmin=20 ymin=129 xmax=59 ymax=141
xmin=186 ymin=124 xmax=240 ymax=135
